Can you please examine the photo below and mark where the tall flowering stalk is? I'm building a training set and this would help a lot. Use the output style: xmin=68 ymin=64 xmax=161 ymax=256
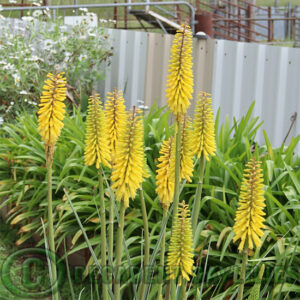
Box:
xmin=105 ymin=89 xmax=127 ymax=163
xmin=104 ymin=88 xmax=127 ymax=269
xmin=111 ymin=107 xmax=145 ymax=300
xmin=179 ymin=116 xmax=194 ymax=182
xmin=111 ymin=107 xmax=144 ymax=207
xmin=38 ymin=72 xmax=67 ymax=164
xmin=38 ymin=72 xmax=67 ymax=300
xmin=156 ymin=137 xmax=175 ymax=299
xmin=165 ymin=24 xmax=193 ymax=223
xmin=84 ymin=93 xmax=111 ymax=300
xmin=166 ymin=25 xmax=193 ymax=120
xmin=193 ymin=92 xmax=216 ymax=160
xmin=191 ymin=91 xmax=216 ymax=235
xmin=233 ymin=157 xmax=266 ymax=300
xmin=166 ymin=201 xmax=193 ymax=295
xmin=84 ymin=94 xmax=111 ymax=169
xmin=164 ymin=24 xmax=193 ymax=299
xmin=156 ymin=137 xmax=176 ymax=211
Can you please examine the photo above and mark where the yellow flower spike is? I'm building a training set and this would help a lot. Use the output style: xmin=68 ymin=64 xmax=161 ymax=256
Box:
xmin=166 ymin=24 xmax=193 ymax=120
xmin=38 ymin=72 xmax=67 ymax=161
xmin=105 ymin=89 xmax=127 ymax=163
xmin=179 ymin=116 xmax=194 ymax=182
xmin=156 ymin=117 xmax=193 ymax=210
xmin=84 ymin=93 xmax=111 ymax=169
xmin=193 ymin=91 xmax=216 ymax=160
xmin=233 ymin=157 xmax=266 ymax=252
xmin=166 ymin=201 xmax=194 ymax=285
xmin=156 ymin=137 xmax=176 ymax=211
xmin=111 ymin=107 xmax=144 ymax=208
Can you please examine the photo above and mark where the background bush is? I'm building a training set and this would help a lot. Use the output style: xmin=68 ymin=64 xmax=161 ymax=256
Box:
xmin=0 ymin=14 xmax=112 ymax=121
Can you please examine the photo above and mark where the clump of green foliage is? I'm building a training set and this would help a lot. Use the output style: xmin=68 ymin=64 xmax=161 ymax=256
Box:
xmin=0 ymin=102 xmax=300 ymax=298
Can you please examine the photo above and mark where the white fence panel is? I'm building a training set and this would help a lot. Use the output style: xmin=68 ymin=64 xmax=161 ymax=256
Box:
xmin=100 ymin=28 xmax=148 ymax=108
xmin=212 ymin=39 xmax=300 ymax=153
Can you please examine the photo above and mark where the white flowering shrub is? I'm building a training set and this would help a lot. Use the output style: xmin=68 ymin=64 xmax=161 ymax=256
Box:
xmin=0 ymin=12 xmax=113 ymax=120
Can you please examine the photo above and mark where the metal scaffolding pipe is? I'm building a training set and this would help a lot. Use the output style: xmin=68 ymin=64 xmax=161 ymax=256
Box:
xmin=0 ymin=1 xmax=196 ymax=33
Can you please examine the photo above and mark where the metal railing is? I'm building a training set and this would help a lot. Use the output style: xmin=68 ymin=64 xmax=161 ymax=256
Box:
xmin=196 ymin=0 xmax=300 ymax=43
xmin=0 ymin=1 xmax=196 ymax=33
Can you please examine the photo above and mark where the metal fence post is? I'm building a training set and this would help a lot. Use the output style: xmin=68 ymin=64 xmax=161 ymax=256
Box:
xmin=74 ymin=0 xmax=78 ymax=16
xmin=247 ymin=4 xmax=252 ymax=42
xmin=268 ymin=6 xmax=273 ymax=42
xmin=124 ymin=0 xmax=128 ymax=29
xmin=114 ymin=0 xmax=118 ymax=28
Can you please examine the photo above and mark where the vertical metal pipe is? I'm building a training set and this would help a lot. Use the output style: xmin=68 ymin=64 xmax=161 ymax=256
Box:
xmin=286 ymin=2 xmax=291 ymax=40
xmin=21 ymin=0 xmax=25 ymax=18
xmin=247 ymin=4 xmax=252 ymax=42
xmin=74 ymin=0 xmax=78 ymax=16
xmin=114 ymin=0 xmax=117 ymax=28
xmin=268 ymin=6 xmax=271 ymax=42
xmin=227 ymin=1 xmax=230 ymax=39
xmin=176 ymin=4 xmax=181 ymax=24
xmin=124 ymin=0 xmax=127 ymax=29
xmin=238 ymin=7 xmax=241 ymax=41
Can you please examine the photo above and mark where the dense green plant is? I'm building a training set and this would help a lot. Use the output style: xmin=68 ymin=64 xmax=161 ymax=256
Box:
xmin=0 ymin=13 xmax=112 ymax=121
xmin=1 ymin=102 xmax=300 ymax=298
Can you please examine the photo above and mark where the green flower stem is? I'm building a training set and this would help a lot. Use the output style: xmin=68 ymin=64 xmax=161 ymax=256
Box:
xmin=171 ymin=120 xmax=182 ymax=299
xmin=138 ymin=188 xmax=150 ymax=300
xmin=166 ymin=280 xmax=171 ymax=300
xmin=157 ymin=209 xmax=167 ymax=299
xmin=172 ymin=120 xmax=182 ymax=223
xmin=98 ymin=170 xmax=108 ymax=300
xmin=191 ymin=154 xmax=205 ymax=236
xmin=108 ymin=195 xmax=114 ymax=272
xmin=108 ymin=173 xmax=114 ymax=291
xmin=47 ymin=161 xmax=59 ymax=300
xmin=180 ymin=280 xmax=187 ymax=300
xmin=115 ymin=201 xmax=126 ymax=300
xmin=237 ymin=243 xmax=248 ymax=300
xmin=171 ymin=279 xmax=176 ymax=300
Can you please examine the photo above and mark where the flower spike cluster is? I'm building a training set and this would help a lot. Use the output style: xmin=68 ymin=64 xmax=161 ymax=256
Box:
xmin=84 ymin=93 xmax=111 ymax=169
xmin=233 ymin=157 xmax=266 ymax=252
xmin=111 ymin=108 xmax=144 ymax=208
xmin=156 ymin=137 xmax=175 ymax=210
xmin=193 ymin=91 xmax=216 ymax=160
xmin=38 ymin=72 xmax=67 ymax=160
xmin=179 ymin=116 xmax=194 ymax=182
xmin=166 ymin=24 xmax=193 ymax=120
xmin=105 ymin=89 xmax=127 ymax=163
xmin=166 ymin=201 xmax=194 ymax=285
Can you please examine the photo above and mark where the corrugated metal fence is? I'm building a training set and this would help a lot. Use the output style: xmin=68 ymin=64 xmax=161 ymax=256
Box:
xmin=3 ymin=19 xmax=300 ymax=152
xmin=100 ymin=29 xmax=215 ymax=110
xmin=101 ymin=28 xmax=300 ymax=152
xmin=212 ymin=39 xmax=300 ymax=151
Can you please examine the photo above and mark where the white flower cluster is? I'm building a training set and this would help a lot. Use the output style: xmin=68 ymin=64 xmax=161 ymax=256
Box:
xmin=24 ymin=99 xmax=37 ymax=106
xmin=99 ymin=18 xmax=117 ymax=24
xmin=0 ymin=16 xmax=112 ymax=119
